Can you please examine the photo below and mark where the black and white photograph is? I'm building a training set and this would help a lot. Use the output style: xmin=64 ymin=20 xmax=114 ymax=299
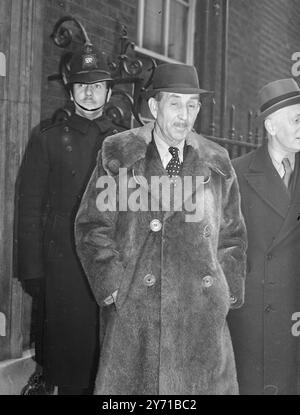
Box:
xmin=0 ymin=0 xmax=300 ymax=401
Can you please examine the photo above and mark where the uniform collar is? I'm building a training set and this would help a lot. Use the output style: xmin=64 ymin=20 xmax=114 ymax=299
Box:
xmin=68 ymin=113 xmax=113 ymax=134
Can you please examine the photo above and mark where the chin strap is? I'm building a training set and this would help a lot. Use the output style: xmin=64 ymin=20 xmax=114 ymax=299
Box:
xmin=73 ymin=89 xmax=110 ymax=112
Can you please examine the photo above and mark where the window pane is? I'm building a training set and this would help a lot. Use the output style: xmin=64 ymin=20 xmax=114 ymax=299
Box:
xmin=169 ymin=1 xmax=188 ymax=61
xmin=143 ymin=0 xmax=164 ymax=55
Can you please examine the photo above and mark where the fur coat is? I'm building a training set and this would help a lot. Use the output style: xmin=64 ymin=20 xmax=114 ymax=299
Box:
xmin=75 ymin=122 xmax=247 ymax=394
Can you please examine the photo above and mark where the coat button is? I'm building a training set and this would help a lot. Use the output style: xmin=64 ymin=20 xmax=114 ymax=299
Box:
xmin=267 ymin=253 xmax=272 ymax=260
xmin=203 ymin=224 xmax=211 ymax=238
xmin=71 ymin=170 xmax=76 ymax=176
xmin=202 ymin=275 xmax=214 ymax=288
xmin=264 ymin=304 xmax=272 ymax=313
xmin=143 ymin=274 xmax=156 ymax=287
xmin=62 ymin=134 xmax=71 ymax=144
xmin=66 ymin=145 xmax=72 ymax=152
xmin=150 ymin=219 xmax=162 ymax=232
xmin=230 ymin=294 xmax=237 ymax=304
xmin=108 ymin=159 xmax=121 ymax=174
xmin=64 ymin=126 xmax=70 ymax=132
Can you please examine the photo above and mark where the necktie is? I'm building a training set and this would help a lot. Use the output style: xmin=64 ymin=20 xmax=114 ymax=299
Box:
xmin=166 ymin=147 xmax=181 ymax=178
xmin=282 ymin=157 xmax=293 ymax=189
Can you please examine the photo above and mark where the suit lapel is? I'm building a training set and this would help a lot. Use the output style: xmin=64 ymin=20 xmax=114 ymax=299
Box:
xmin=179 ymin=143 xmax=211 ymax=209
xmin=163 ymin=144 xmax=211 ymax=219
xmin=131 ymin=139 xmax=211 ymax=219
xmin=130 ymin=138 xmax=168 ymax=213
xmin=289 ymin=151 xmax=300 ymax=198
xmin=142 ymin=137 xmax=168 ymax=188
xmin=244 ymin=144 xmax=290 ymax=219
xmin=272 ymin=153 xmax=300 ymax=246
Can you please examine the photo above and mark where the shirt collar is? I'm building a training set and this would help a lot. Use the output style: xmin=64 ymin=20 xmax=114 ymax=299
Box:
xmin=268 ymin=142 xmax=295 ymax=171
xmin=153 ymin=131 xmax=185 ymax=166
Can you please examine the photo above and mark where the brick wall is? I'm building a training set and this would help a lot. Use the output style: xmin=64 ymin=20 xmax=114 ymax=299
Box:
xmin=40 ymin=0 xmax=300 ymax=138
xmin=227 ymin=0 xmax=300 ymax=138
xmin=41 ymin=0 xmax=138 ymax=121
xmin=203 ymin=0 xmax=300 ymax=139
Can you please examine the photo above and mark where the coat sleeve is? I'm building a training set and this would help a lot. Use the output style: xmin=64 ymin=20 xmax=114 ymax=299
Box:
xmin=217 ymin=161 xmax=247 ymax=309
xmin=18 ymin=129 xmax=50 ymax=281
xmin=74 ymin=151 xmax=125 ymax=307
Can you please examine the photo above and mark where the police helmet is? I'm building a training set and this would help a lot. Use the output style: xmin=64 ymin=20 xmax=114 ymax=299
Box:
xmin=68 ymin=43 xmax=113 ymax=85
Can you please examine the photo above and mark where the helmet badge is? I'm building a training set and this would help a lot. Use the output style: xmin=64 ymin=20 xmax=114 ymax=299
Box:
xmin=82 ymin=53 xmax=98 ymax=69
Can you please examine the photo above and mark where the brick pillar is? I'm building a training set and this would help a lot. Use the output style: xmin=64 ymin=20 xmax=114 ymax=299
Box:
xmin=0 ymin=0 xmax=44 ymax=360
xmin=194 ymin=0 xmax=223 ymax=135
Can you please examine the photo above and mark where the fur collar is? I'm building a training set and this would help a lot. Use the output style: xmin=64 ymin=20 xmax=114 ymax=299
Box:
xmin=101 ymin=122 xmax=232 ymax=178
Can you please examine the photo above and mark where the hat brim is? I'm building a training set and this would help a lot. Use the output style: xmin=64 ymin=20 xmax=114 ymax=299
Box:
xmin=256 ymin=94 xmax=300 ymax=123
xmin=69 ymin=70 xmax=113 ymax=84
xmin=143 ymin=87 xmax=213 ymax=100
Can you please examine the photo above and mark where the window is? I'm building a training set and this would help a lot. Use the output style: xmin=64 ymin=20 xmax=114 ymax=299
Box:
xmin=137 ymin=0 xmax=196 ymax=64
xmin=0 ymin=52 xmax=6 ymax=76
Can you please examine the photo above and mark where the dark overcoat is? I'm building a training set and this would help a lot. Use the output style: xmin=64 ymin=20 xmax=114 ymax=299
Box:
xmin=75 ymin=122 xmax=247 ymax=395
xmin=228 ymin=143 xmax=300 ymax=395
xmin=18 ymin=113 xmax=120 ymax=389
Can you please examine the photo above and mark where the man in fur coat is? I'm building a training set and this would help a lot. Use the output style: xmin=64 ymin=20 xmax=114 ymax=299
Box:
xmin=75 ymin=63 xmax=247 ymax=395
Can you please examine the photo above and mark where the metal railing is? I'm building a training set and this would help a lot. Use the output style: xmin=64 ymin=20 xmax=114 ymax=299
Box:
xmin=204 ymin=99 xmax=263 ymax=158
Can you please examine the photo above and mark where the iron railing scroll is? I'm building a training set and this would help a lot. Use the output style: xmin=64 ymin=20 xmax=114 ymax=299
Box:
xmin=48 ymin=16 xmax=156 ymax=129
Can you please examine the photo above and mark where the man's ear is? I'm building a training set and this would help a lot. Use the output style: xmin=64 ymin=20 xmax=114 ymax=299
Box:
xmin=264 ymin=117 xmax=276 ymax=136
xmin=148 ymin=97 xmax=158 ymax=119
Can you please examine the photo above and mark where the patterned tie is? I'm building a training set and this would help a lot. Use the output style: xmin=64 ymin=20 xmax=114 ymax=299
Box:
xmin=166 ymin=147 xmax=181 ymax=178
xmin=282 ymin=157 xmax=293 ymax=189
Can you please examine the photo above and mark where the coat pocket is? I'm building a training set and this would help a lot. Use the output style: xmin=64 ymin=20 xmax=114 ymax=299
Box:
xmin=114 ymin=257 xmax=136 ymax=312
xmin=44 ymin=214 xmax=66 ymax=261
xmin=209 ymin=264 xmax=232 ymax=312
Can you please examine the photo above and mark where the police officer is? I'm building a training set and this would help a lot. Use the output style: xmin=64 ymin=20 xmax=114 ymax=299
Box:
xmin=18 ymin=44 xmax=121 ymax=395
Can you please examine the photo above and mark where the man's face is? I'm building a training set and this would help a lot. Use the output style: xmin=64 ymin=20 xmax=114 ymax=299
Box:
xmin=266 ymin=103 xmax=300 ymax=153
xmin=149 ymin=92 xmax=200 ymax=145
xmin=72 ymin=81 xmax=109 ymax=119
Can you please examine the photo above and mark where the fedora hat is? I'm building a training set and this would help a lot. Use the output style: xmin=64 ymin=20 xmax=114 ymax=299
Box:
xmin=257 ymin=78 xmax=300 ymax=120
xmin=144 ymin=63 xmax=212 ymax=100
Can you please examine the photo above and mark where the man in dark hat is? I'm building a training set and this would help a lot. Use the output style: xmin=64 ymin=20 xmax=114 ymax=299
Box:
xmin=18 ymin=44 xmax=122 ymax=394
xmin=74 ymin=63 xmax=247 ymax=394
xmin=228 ymin=78 xmax=300 ymax=395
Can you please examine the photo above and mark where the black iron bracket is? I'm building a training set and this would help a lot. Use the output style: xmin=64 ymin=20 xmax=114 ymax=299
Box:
xmin=48 ymin=16 xmax=156 ymax=127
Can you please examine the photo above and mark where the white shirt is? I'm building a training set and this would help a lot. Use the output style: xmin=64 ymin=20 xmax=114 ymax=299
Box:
xmin=153 ymin=132 xmax=184 ymax=169
xmin=268 ymin=143 xmax=295 ymax=178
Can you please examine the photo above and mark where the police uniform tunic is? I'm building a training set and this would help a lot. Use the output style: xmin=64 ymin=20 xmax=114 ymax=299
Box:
xmin=18 ymin=113 xmax=120 ymax=389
